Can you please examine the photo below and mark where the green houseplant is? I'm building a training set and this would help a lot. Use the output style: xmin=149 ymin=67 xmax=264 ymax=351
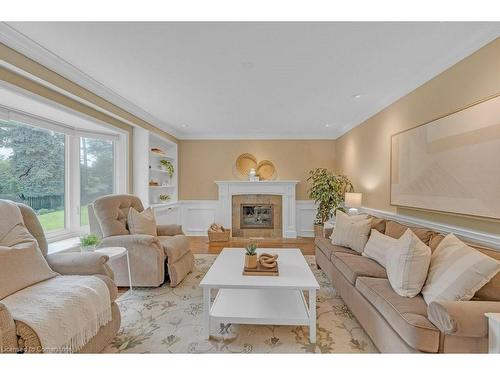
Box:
xmin=307 ymin=168 xmax=354 ymax=237
xmin=244 ymin=243 xmax=258 ymax=269
xmin=159 ymin=159 xmax=174 ymax=178
xmin=80 ymin=233 xmax=101 ymax=252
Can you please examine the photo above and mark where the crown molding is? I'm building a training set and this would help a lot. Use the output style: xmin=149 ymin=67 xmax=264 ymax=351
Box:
xmin=0 ymin=22 xmax=183 ymax=138
xmin=1 ymin=23 xmax=498 ymax=141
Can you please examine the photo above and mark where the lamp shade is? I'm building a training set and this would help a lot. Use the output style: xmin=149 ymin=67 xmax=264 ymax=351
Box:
xmin=345 ymin=192 xmax=362 ymax=208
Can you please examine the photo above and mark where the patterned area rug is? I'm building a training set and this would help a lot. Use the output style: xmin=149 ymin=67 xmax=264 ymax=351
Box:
xmin=102 ymin=254 xmax=377 ymax=353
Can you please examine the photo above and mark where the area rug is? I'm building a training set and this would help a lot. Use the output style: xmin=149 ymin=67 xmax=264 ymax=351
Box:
xmin=102 ymin=255 xmax=377 ymax=353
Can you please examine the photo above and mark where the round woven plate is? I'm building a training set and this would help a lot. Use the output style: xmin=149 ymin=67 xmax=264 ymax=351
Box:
xmin=256 ymin=160 xmax=276 ymax=180
xmin=236 ymin=153 xmax=257 ymax=176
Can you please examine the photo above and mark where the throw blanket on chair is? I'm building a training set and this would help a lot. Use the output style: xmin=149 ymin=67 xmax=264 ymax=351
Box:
xmin=2 ymin=275 xmax=111 ymax=353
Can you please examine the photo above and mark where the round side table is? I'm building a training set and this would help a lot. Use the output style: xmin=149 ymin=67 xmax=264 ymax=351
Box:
xmin=95 ymin=246 xmax=133 ymax=291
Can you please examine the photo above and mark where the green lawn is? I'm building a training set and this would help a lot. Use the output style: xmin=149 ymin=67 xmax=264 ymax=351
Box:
xmin=38 ymin=206 xmax=89 ymax=232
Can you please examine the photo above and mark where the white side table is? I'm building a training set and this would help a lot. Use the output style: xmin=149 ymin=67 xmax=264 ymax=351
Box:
xmin=95 ymin=247 xmax=133 ymax=292
xmin=485 ymin=313 xmax=500 ymax=353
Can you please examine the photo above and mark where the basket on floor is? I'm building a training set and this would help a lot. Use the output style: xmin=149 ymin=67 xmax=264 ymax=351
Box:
xmin=208 ymin=228 xmax=231 ymax=242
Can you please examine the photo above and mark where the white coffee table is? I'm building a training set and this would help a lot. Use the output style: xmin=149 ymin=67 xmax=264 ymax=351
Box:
xmin=200 ymin=248 xmax=320 ymax=343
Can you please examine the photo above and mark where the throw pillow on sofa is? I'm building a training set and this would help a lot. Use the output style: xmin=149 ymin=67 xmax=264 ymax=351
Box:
xmin=332 ymin=211 xmax=372 ymax=253
xmin=362 ymin=229 xmax=397 ymax=267
xmin=421 ymin=234 xmax=500 ymax=304
xmin=127 ymin=207 xmax=157 ymax=236
xmin=0 ymin=242 xmax=57 ymax=300
xmin=329 ymin=213 xmax=368 ymax=240
xmin=386 ymin=228 xmax=431 ymax=298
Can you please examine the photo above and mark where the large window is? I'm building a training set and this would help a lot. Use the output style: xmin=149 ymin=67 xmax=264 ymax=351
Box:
xmin=80 ymin=137 xmax=115 ymax=226
xmin=0 ymin=108 xmax=125 ymax=239
xmin=0 ymin=120 xmax=66 ymax=232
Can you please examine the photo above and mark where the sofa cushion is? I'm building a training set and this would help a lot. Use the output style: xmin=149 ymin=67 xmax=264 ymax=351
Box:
xmin=127 ymin=207 xmax=157 ymax=236
xmin=385 ymin=220 xmax=435 ymax=245
xmin=386 ymin=229 xmax=431 ymax=298
xmin=362 ymin=229 xmax=398 ymax=267
xmin=356 ymin=277 xmax=440 ymax=353
xmin=159 ymin=235 xmax=191 ymax=263
xmin=315 ymin=237 xmax=357 ymax=260
xmin=332 ymin=211 xmax=372 ymax=253
xmin=0 ymin=242 xmax=57 ymax=300
xmin=422 ymin=234 xmax=500 ymax=305
xmin=331 ymin=252 xmax=387 ymax=285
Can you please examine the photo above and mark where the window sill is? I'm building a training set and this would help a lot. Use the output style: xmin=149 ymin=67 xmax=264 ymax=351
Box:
xmin=47 ymin=236 xmax=81 ymax=254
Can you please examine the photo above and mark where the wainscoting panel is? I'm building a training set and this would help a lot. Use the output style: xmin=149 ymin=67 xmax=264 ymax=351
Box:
xmin=296 ymin=200 xmax=317 ymax=237
xmin=170 ymin=200 xmax=317 ymax=237
xmin=180 ymin=201 xmax=218 ymax=236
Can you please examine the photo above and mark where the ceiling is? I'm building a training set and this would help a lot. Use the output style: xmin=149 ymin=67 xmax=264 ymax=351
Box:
xmin=2 ymin=22 xmax=500 ymax=139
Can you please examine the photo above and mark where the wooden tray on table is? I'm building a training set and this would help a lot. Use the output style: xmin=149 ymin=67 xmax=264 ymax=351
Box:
xmin=243 ymin=262 xmax=279 ymax=276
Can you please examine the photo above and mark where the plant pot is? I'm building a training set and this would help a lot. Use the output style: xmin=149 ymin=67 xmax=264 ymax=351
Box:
xmin=313 ymin=224 xmax=324 ymax=238
xmin=244 ymin=254 xmax=258 ymax=269
xmin=80 ymin=245 xmax=96 ymax=252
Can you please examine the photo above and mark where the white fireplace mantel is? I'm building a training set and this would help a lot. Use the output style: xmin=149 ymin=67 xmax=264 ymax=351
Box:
xmin=215 ymin=180 xmax=300 ymax=238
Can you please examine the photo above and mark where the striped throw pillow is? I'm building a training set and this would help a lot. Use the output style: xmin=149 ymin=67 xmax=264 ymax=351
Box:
xmin=362 ymin=229 xmax=398 ymax=267
xmin=422 ymin=234 xmax=500 ymax=304
xmin=332 ymin=211 xmax=372 ymax=253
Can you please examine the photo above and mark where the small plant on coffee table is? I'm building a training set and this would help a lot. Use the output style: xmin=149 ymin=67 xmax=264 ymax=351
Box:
xmin=245 ymin=243 xmax=257 ymax=256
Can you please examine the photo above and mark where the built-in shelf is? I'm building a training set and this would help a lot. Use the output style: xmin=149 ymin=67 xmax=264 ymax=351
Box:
xmin=150 ymin=152 xmax=175 ymax=161
xmin=134 ymin=128 xmax=178 ymax=211
xmin=149 ymin=168 xmax=169 ymax=174
xmin=150 ymin=202 xmax=176 ymax=209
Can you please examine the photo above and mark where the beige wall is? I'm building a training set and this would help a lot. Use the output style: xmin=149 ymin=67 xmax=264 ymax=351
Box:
xmin=178 ymin=140 xmax=336 ymax=200
xmin=335 ymin=38 xmax=500 ymax=235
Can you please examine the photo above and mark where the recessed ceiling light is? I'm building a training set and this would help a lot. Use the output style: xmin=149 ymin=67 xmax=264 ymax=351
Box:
xmin=324 ymin=124 xmax=332 ymax=128
xmin=353 ymin=94 xmax=362 ymax=99
xmin=181 ymin=124 xmax=189 ymax=128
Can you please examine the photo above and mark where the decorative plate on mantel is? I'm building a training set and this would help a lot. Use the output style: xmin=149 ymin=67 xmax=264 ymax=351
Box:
xmin=236 ymin=153 xmax=258 ymax=176
xmin=256 ymin=160 xmax=276 ymax=180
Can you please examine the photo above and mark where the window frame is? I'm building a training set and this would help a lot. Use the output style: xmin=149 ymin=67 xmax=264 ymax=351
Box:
xmin=0 ymin=104 xmax=128 ymax=242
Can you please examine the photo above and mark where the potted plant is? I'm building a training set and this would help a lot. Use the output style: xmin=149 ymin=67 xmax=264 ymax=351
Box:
xmin=80 ymin=233 xmax=101 ymax=252
xmin=159 ymin=159 xmax=174 ymax=178
xmin=159 ymin=194 xmax=171 ymax=202
xmin=244 ymin=243 xmax=258 ymax=268
xmin=307 ymin=168 xmax=354 ymax=237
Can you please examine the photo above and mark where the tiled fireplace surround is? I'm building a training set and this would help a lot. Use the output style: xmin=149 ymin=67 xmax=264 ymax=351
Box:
xmin=215 ymin=180 xmax=299 ymax=238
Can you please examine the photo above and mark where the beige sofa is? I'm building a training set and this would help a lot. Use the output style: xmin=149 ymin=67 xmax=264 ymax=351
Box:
xmin=89 ymin=194 xmax=194 ymax=287
xmin=0 ymin=202 xmax=120 ymax=353
xmin=316 ymin=217 xmax=500 ymax=353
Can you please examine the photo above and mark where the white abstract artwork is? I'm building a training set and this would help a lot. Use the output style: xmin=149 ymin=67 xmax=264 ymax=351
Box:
xmin=391 ymin=95 xmax=500 ymax=219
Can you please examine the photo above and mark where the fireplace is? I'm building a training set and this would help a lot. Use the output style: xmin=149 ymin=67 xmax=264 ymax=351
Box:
xmin=231 ymin=194 xmax=282 ymax=238
xmin=240 ymin=204 xmax=274 ymax=229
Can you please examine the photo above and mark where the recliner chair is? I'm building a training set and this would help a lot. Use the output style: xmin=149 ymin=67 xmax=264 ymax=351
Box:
xmin=88 ymin=194 xmax=194 ymax=287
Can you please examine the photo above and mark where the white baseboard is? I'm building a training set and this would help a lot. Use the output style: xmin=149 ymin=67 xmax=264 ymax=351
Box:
xmin=361 ymin=207 xmax=500 ymax=251
xmin=156 ymin=199 xmax=317 ymax=237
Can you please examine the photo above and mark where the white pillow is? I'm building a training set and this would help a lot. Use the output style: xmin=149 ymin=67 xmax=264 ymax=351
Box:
xmin=332 ymin=211 xmax=372 ymax=253
xmin=362 ymin=229 xmax=397 ymax=267
xmin=422 ymin=234 xmax=500 ymax=304
xmin=386 ymin=229 xmax=431 ymax=298
xmin=127 ymin=207 xmax=157 ymax=236
xmin=329 ymin=213 xmax=368 ymax=240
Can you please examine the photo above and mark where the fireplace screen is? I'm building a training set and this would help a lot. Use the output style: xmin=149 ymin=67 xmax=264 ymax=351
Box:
xmin=240 ymin=204 xmax=274 ymax=229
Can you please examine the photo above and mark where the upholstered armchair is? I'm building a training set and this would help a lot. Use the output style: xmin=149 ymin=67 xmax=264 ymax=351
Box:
xmin=88 ymin=194 xmax=194 ymax=287
xmin=15 ymin=202 xmax=114 ymax=279
xmin=0 ymin=201 xmax=120 ymax=353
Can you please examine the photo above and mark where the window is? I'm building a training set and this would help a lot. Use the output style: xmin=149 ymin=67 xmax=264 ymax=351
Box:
xmin=0 ymin=105 xmax=126 ymax=241
xmin=0 ymin=120 xmax=66 ymax=232
xmin=80 ymin=137 xmax=115 ymax=226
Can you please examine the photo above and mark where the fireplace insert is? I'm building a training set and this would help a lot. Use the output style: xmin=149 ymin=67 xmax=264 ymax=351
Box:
xmin=240 ymin=204 xmax=274 ymax=229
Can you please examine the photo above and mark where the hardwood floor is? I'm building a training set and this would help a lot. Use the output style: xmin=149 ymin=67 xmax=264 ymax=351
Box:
xmin=189 ymin=236 xmax=315 ymax=255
